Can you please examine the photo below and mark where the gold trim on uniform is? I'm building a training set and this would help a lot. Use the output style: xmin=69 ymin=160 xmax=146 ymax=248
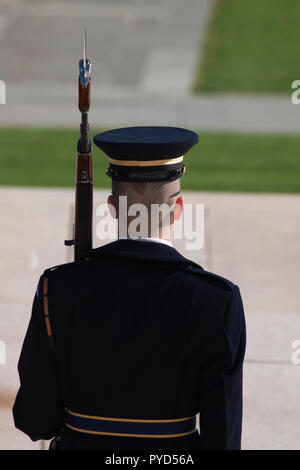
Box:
xmin=65 ymin=423 xmax=196 ymax=439
xmin=108 ymin=156 xmax=184 ymax=167
xmin=66 ymin=408 xmax=195 ymax=423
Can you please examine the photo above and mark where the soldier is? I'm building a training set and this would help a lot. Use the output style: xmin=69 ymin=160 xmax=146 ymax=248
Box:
xmin=13 ymin=126 xmax=246 ymax=450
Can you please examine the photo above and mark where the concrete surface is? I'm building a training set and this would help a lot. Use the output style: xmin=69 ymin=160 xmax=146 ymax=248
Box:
xmin=1 ymin=0 xmax=298 ymax=132
xmin=0 ymin=186 xmax=299 ymax=450
xmin=2 ymin=89 xmax=299 ymax=133
xmin=0 ymin=0 xmax=212 ymax=94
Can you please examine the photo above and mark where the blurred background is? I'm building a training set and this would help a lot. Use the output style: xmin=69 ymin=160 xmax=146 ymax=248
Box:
xmin=0 ymin=0 xmax=300 ymax=450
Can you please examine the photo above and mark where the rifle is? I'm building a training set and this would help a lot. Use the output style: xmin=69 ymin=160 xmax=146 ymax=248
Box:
xmin=48 ymin=32 xmax=93 ymax=451
xmin=65 ymin=30 xmax=93 ymax=260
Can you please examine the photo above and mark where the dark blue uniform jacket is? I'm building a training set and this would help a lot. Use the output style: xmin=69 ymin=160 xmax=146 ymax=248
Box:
xmin=13 ymin=239 xmax=246 ymax=450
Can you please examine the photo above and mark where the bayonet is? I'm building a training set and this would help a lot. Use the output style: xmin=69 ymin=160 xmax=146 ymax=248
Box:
xmin=79 ymin=28 xmax=91 ymax=87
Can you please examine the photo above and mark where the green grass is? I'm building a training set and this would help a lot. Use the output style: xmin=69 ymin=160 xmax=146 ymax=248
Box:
xmin=184 ymin=133 xmax=300 ymax=193
xmin=0 ymin=128 xmax=300 ymax=193
xmin=195 ymin=0 xmax=300 ymax=93
xmin=0 ymin=129 xmax=110 ymax=188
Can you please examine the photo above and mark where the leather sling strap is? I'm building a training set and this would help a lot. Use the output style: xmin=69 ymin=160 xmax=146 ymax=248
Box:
xmin=43 ymin=276 xmax=55 ymax=351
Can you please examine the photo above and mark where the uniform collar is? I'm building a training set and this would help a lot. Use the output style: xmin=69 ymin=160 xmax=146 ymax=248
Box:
xmin=90 ymin=238 xmax=202 ymax=269
xmin=118 ymin=236 xmax=173 ymax=248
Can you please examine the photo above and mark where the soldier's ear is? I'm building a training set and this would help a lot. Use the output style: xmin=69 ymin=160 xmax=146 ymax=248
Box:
xmin=107 ymin=195 xmax=117 ymax=219
xmin=174 ymin=195 xmax=183 ymax=221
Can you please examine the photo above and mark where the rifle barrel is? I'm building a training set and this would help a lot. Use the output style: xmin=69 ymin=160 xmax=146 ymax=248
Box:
xmin=73 ymin=33 xmax=93 ymax=261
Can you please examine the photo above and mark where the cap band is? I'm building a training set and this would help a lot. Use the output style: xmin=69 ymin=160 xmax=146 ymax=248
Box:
xmin=108 ymin=156 xmax=184 ymax=167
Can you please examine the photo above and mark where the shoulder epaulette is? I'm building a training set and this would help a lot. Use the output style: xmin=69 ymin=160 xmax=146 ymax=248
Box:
xmin=183 ymin=263 xmax=236 ymax=292
xmin=42 ymin=256 xmax=92 ymax=278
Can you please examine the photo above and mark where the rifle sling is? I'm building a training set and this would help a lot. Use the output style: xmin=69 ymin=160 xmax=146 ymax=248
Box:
xmin=43 ymin=276 xmax=55 ymax=351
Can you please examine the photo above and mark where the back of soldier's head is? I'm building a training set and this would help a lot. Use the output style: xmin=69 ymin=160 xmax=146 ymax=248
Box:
xmin=93 ymin=126 xmax=198 ymax=238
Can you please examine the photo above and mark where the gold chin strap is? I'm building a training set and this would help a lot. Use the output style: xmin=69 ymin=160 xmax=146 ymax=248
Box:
xmin=108 ymin=156 xmax=184 ymax=167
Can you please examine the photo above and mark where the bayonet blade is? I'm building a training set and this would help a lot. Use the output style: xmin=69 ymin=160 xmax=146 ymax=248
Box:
xmin=83 ymin=28 xmax=87 ymax=72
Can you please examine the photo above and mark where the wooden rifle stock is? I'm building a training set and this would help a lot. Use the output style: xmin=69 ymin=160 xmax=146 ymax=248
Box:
xmin=78 ymin=76 xmax=91 ymax=113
